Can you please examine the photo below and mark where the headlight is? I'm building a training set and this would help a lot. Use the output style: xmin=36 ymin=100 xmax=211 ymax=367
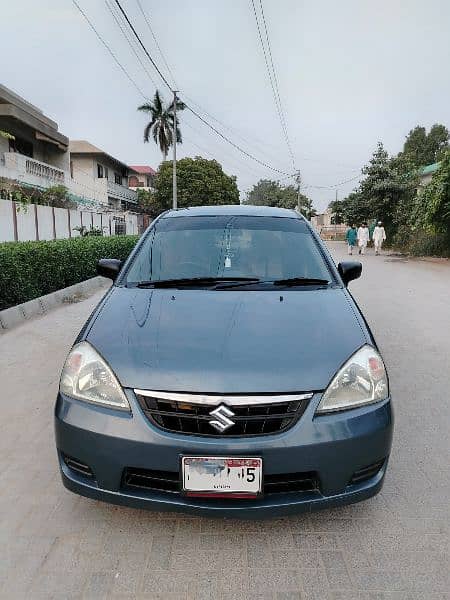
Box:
xmin=316 ymin=345 xmax=389 ymax=414
xmin=59 ymin=341 xmax=130 ymax=411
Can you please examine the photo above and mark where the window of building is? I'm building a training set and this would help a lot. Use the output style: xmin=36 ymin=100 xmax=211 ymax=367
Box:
xmin=97 ymin=163 xmax=104 ymax=178
xmin=114 ymin=172 xmax=122 ymax=185
xmin=104 ymin=167 xmax=109 ymax=179
xmin=9 ymin=136 xmax=33 ymax=158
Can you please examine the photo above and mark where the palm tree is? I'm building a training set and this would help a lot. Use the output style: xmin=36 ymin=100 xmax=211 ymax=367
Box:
xmin=138 ymin=90 xmax=185 ymax=161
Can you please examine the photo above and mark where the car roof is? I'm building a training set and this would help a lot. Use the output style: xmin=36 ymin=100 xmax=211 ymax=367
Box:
xmin=161 ymin=205 xmax=304 ymax=219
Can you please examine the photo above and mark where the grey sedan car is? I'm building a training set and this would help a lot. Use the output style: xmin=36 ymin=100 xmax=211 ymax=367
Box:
xmin=55 ymin=205 xmax=393 ymax=517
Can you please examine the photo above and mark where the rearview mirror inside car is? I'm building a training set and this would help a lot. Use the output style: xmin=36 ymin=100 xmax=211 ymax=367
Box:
xmin=97 ymin=258 xmax=123 ymax=281
xmin=338 ymin=261 xmax=362 ymax=286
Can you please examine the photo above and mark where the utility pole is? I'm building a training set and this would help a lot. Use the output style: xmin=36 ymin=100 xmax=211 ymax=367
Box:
xmin=295 ymin=170 xmax=302 ymax=213
xmin=172 ymin=90 xmax=178 ymax=210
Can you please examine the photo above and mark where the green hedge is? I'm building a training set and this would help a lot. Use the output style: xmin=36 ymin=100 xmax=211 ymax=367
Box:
xmin=0 ymin=235 xmax=139 ymax=310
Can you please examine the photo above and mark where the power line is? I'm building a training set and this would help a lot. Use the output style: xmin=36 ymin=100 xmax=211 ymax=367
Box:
xmin=258 ymin=0 xmax=295 ymax=168
xmin=71 ymin=0 xmax=147 ymax=100
xmin=112 ymin=0 xmax=294 ymax=176
xmin=184 ymin=104 xmax=292 ymax=176
xmin=135 ymin=0 xmax=178 ymax=88
xmin=250 ymin=0 xmax=295 ymax=169
xmin=133 ymin=0 xmax=283 ymax=166
xmin=113 ymin=0 xmax=173 ymax=92
xmin=105 ymin=0 xmax=157 ymax=90
xmin=72 ymin=0 xmax=360 ymax=187
xmin=73 ymin=0 xmax=296 ymax=178
xmin=131 ymin=1 xmax=292 ymax=173
xmin=303 ymin=174 xmax=361 ymax=190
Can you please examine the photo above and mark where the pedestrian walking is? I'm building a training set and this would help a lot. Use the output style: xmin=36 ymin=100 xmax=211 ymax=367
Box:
xmin=345 ymin=224 xmax=358 ymax=255
xmin=373 ymin=221 xmax=387 ymax=255
xmin=357 ymin=222 xmax=370 ymax=255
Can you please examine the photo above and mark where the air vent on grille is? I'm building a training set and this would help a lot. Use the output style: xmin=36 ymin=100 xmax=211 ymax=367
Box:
xmin=349 ymin=460 xmax=385 ymax=485
xmin=122 ymin=467 xmax=319 ymax=495
xmin=63 ymin=455 xmax=94 ymax=478
xmin=135 ymin=392 xmax=310 ymax=437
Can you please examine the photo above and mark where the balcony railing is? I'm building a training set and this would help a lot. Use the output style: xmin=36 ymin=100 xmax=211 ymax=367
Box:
xmin=1 ymin=152 xmax=65 ymax=185
xmin=106 ymin=180 xmax=137 ymax=203
xmin=25 ymin=157 xmax=65 ymax=183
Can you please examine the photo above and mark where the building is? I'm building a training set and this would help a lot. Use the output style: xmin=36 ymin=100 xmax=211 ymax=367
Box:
xmin=0 ymin=83 xmax=70 ymax=190
xmin=0 ymin=84 xmax=140 ymax=241
xmin=128 ymin=165 xmax=156 ymax=190
xmin=311 ymin=207 xmax=333 ymax=230
xmin=69 ymin=140 xmax=138 ymax=210
xmin=311 ymin=207 xmax=346 ymax=240
xmin=418 ymin=162 xmax=440 ymax=187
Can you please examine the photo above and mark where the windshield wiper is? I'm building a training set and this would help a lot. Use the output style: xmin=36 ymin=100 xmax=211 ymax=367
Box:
xmin=272 ymin=277 xmax=330 ymax=287
xmin=133 ymin=277 xmax=260 ymax=289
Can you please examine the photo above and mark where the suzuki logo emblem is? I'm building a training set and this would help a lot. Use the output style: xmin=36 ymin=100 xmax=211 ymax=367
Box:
xmin=209 ymin=404 xmax=235 ymax=433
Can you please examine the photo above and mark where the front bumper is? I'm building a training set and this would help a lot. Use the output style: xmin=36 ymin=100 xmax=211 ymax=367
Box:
xmin=55 ymin=390 xmax=393 ymax=518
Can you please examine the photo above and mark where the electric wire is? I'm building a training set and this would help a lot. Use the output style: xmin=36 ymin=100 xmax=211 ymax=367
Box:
xmin=105 ymin=0 xmax=157 ymax=90
xmin=71 ymin=0 xmax=147 ymax=100
xmin=250 ymin=0 xmax=295 ymax=169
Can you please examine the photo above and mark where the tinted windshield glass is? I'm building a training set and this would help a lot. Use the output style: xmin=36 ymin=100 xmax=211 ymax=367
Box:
xmin=125 ymin=216 xmax=332 ymax=283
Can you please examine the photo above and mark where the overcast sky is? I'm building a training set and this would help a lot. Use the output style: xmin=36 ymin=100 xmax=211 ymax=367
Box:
xmin=2 ymin=0 xmax=450 ymax=211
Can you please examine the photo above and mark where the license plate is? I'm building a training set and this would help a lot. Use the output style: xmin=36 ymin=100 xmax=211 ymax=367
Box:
xmin=182 ymin=456 xmax=262 ymax=497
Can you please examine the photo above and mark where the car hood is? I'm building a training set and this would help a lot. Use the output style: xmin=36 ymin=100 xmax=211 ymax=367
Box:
xmin=86 ymin=287 xmax=368 ymax=393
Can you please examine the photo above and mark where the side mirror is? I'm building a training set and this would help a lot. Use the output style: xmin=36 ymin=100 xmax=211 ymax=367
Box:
xmin=97 ymin=258 xmax=123 ymax=281
xmin=338 ymin=261 xmax=362 ymax=286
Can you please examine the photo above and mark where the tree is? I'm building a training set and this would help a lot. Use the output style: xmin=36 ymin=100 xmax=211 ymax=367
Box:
xmin=245 ymin=179 xmax=316 ymax=218
xmin=416 ymin=148 xmax=450 ymax=232
xmin=328 ymin=199 xmax=344 ymax=224
xmin=399 ymin=124 xmax=449 ymax=167
xmin=136 ymin=188 xmax=164 ymax=217
xmin=427 ymin=124 xmax=449 ymax=163
xmin=337 ymin=192 xmax=369 ymax=226
xmin=154 ymin=157 xmax=239 ymax=211
xmin=357 ymin=142 xmax=411 ymax=235
xmin=0 ymin=130 xmax=14 ymax=140
xmin=138 ymin=90 xmax=185 ymax=160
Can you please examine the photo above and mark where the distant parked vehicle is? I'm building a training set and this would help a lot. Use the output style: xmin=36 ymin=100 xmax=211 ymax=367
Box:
xmin=55 ymin=205 xmax=393 ymax=518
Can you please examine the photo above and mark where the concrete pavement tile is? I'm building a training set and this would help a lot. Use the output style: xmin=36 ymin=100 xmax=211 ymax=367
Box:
xmin=82 ymin=570 xmax=115 ymax=599
xmin=352 ymin=570 xmax=412 ymax=592
xmin=198 ymin=533 xmax=246 ymax=550
xmin=146 ymin=534 xmax=174 ymax=569
xmin=273 ymin=549 xmax=320 ymax=570
xmin=171 ymin=547 xmax=247 ymax=570
xmin=325 ymin=569 xmax=353 ymax=590
xmin=320 ymin=550 xmax=348 ymax=571
xmin=293 ymin=533 xmax=340 ymax=550
xmin=331 ymin=593 xmax=385 ymax=599
xmin=140 ymin=569 xmax=197 ymax=595
xmin=27 ymin=571 xmax=86 ymax=599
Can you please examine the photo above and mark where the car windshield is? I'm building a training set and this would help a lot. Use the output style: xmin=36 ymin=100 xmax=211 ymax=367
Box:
xmin=125 ymin=215 xmax=332 ymax=285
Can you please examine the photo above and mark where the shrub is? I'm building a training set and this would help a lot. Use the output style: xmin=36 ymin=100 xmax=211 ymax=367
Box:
xmin=0 ymin=235 xmax=138 ymax=310
xmin=405 ymin=229 xmax=450 ymax=258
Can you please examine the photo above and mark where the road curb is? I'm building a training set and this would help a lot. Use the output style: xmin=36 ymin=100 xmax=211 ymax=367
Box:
xmin=0 ymin=276 xmax=111 ymax=333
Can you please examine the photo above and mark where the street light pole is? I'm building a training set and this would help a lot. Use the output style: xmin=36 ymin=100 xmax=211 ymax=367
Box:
xmin=172 ymin=90 xmax=178 ymax=210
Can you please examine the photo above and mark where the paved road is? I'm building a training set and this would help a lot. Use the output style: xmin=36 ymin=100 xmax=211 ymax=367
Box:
xmin=1 ymin=243 xmax=449 ymax=599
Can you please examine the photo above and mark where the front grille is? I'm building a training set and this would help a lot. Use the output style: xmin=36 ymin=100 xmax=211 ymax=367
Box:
xmin=264 ymin=471 xmax=319 ymax=494
xmin=135 ymin=392 xmax=310 ymax=437
xmin=122 ymin=467 xmax=319 ymax=495
xmin=63 ymin=454 xmax=94 ymax=478
xmin=123 ymin=468 xmax=179 ymax=493
xmin=349 ymin=460 xmax=385 ymax=485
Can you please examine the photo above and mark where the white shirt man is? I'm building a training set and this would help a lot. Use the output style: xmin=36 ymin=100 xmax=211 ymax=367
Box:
xmin=357 ymin=224 xmax=370 ymax=255
xmin=373 ymin=222 xmax=387 ymax=255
